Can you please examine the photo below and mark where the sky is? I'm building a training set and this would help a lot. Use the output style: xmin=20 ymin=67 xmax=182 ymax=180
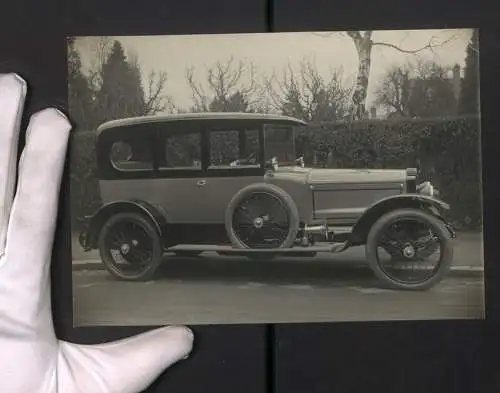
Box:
xmin=73 ymin=28 xmax=474 ymax=113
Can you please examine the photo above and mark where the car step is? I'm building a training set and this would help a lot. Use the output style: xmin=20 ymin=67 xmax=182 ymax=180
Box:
xmin=166 ymin=242 xmax=349 ymax=255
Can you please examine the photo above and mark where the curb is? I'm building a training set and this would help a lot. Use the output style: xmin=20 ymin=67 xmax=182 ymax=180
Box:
xmin=449 ymin=266 xmax=484 ymax=278
xmin=72 ymin=260 xmax=484 ymax=278
xmin=72 ymin=261 xmax=103 ymax=271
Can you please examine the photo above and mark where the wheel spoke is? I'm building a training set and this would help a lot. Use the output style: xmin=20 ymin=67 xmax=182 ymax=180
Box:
xmin=375 ymin=216 xmax=443 ymax=285
xmin=234 ymin=207 xmax=254 ymax=224
xmin=232 ymin=191 xmax=292 ymax=248
xmin=103 ymin=218 xmax=157 ymax=276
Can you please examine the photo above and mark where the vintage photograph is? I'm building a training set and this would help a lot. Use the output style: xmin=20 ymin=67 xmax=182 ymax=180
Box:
xmin=68 ymin=28 xmax=484 ymax=326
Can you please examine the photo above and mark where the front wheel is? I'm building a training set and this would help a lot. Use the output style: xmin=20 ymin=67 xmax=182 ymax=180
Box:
xmin=98 ymin=212 xmax=164 ymax=281
xmin=365 ymin=208 xmax=453 ymax=290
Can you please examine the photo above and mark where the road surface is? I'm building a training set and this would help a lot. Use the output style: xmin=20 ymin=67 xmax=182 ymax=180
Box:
xmin=72 ymin=234 xmax=485 ymax=326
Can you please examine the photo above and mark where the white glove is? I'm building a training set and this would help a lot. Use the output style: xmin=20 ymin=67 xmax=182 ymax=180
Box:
xmin=0 ymin=73 xmax=194 ymax=393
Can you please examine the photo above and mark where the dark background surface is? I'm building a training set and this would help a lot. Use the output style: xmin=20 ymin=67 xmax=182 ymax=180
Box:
xmin=0 ymin=0 xmax=498 ymax=392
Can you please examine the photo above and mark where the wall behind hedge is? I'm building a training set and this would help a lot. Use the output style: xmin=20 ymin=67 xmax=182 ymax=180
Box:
xmin=69 ymin=115 xmax=482 ymax=231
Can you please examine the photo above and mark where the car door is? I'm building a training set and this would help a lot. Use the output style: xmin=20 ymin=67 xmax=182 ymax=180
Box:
xmin=199 ymin=125 xmax=264 ymax=224
xmin=153 ymin=122 xmax=210 ymax=224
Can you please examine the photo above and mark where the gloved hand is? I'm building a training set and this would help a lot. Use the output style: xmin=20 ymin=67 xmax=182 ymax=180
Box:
xmin=0 ymin=73 xmax=194 ymax=393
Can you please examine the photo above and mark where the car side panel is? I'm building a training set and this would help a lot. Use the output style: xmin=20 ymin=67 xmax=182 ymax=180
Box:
xmin=264 ymin=175 xmax=314 ymax=224
xmin=197 ymin=175 xmax=264 ymax=223
xmin=312 ymin=182 xmax=404 ymax=225
xmin=98 ymin=176 xmax=267 ymax=224
xmin=99 ymin=178 xmax=210 ymax=224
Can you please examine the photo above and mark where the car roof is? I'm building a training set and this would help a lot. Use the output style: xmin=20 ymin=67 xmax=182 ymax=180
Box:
xmin=96 ymin=112 xmax=308 ymax=133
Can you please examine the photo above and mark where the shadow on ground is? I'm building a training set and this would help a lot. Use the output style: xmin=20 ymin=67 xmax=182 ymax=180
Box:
xmin=97 ymin=252 xmax=444 ymax=290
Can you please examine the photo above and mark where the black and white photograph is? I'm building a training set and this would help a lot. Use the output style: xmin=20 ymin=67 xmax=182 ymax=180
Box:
xmin=68 ymin=28 xmax=484 ymax=327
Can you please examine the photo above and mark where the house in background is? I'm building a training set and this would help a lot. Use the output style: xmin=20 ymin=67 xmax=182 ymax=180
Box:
xmin=382 ymin=63 xmax=463 ymax=119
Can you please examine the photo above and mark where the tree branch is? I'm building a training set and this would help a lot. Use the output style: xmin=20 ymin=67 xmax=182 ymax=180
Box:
xmin=346 ymin=31 xmax=362 ymax=42
xmin=346 ymin=31 xmax=363 ymax=50
xmin=372 ymin=34 xmax=459 ymax=54
xmin=144 ymin=70 xmax=168 ymax=114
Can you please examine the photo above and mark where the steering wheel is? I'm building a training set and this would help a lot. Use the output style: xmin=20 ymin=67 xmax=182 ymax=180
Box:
xmin=230 ymin=151 xmax=257 ymax=167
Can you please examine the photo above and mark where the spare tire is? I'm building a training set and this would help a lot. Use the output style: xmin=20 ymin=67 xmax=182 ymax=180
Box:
xmin=225 ymin=183 xmax=300 ymax=249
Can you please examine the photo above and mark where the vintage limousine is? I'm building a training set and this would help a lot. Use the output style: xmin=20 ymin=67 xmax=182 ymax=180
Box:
xmin=77 ymin=112 xmax=455 ymax=290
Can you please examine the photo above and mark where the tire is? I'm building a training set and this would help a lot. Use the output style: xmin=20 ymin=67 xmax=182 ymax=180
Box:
xmin=365 ymin=208 xmax=453 ymax=290
xmin=98 ymin=212 xmax=164 ymax=281
xmin=174 ymin=250 xmax=202 ymax=257
xmin=225 ymin=183 xmax=300 ymax=249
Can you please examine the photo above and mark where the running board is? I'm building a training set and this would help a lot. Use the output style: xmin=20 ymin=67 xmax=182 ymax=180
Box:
xmin=166 ymin=242 xmax=349 ymax=256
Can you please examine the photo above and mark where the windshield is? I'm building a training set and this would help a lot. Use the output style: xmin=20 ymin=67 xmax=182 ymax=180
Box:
xmin=264 ymin=124 xmax=296 ymax=166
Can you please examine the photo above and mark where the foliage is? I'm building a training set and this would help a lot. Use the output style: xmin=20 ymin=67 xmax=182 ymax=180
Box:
xmin=459 ymin=29 xmax=480 ymax=115
xmin=69 ymin=131 xmax=101 ymax=229
xmin=93 ymin=41 xmax=148 ymax=124
xmin=68 ymin=38 xmax=170 ymax=131
xmin=295 ymin=115 xmax=482 ymax=229
xmin=67 ymin=38 xmax=94 ymax=130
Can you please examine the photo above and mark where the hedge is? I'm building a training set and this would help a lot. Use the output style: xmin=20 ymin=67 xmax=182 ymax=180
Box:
xmin=295 ymin=115 xmax=482 ymax=230
xmin=69 ymin=130 xmax=101 ymax=230
xmin=69 ymin=115 xmax=482 ymax=231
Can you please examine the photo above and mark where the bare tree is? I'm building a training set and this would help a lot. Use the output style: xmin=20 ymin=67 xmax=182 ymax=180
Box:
xmin=265 ymin=58 xmax=350 ymax=122
xmin=374 ymin=63 xmax=412 ymax=116
xmin=127 ymin=51 xmax=173 ymax=114
xmin=315 ymin=30 xmax=461 ymax=120
xmin=347 ymin=31 xmax=460 ymax=120
xmin=86 ymin=36 xmax=113 ymax=92
xmin=143 ymin=70 xmax=174 ymax=114
xmin=185 ymin=57 xmax=260 ymax=112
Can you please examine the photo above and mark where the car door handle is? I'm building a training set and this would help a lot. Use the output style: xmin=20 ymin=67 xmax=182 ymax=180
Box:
xmin=197 ymin=179 xmax=207 ymax=187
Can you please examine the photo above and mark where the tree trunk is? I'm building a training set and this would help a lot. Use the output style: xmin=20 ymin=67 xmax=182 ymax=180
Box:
xmin=347 ymin=31 xmax=373 ymax=121
xmin=350 ymin=43 xmax=372 ymax=120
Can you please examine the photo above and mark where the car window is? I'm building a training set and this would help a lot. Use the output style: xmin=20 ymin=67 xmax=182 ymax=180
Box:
xmin=110 ymin=138 xmax=154 ymax=171
xmin=209 ymin=129 xmax=260 ymax=169
xmin=264 ymin=124 xmax=296 ymax=164
xmin=162 ymin=131 xmax=202 ymax=170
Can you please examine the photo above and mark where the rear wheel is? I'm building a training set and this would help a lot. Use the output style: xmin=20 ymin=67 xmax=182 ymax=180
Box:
xmin=98 ymin=212 xmax=164 ymax=281
xmin=225 ymin=183 xmax=300 ymax=251
xmin=365 ymin=208 xmax=453 ymax=290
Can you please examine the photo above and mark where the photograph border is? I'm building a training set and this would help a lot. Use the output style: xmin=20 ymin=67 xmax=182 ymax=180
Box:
xmin=68 ymin=27 xmax=484 ymax=327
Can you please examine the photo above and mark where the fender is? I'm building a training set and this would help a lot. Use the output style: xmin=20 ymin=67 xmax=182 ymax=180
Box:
xmin=349 ymin=193 xmax=450 ymax=246
xmin=78 ymin=200 xmax=168 ymax=251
